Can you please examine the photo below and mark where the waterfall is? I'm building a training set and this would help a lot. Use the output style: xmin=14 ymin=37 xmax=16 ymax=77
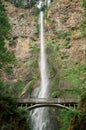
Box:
xmin=39 ymin=11 xmax=49 ymax=98
xmin=45 ymin=0 xmax=51 ymax=7
xmin=31 ymin=1 xmax=51 ymax=130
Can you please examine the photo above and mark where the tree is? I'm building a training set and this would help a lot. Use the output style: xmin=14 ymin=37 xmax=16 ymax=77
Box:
xmin=0 ymin=1 xmax=16 ymax=76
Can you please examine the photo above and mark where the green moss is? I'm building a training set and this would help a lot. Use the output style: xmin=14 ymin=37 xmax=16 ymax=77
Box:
xmin=60 ymin=109 xmax=83 ymax=130
xmin=0 ymin=2 xmax=10 ymax=37
xmin=62 ymin=62 xmax=86 ymax=97
xmin=56 ymin=30 xmax=71 ymax=47
xmin=80 ymin=0 xmax=86 ymax=37
xmin=0 ymin=1 xmax=16 ymax=75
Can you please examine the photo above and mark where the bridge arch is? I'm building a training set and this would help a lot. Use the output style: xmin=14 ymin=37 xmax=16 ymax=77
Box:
xmin=26 ymin=104 xmax=73 ymax=111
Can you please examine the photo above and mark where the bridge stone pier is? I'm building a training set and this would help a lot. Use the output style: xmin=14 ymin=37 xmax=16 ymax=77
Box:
xmin=17 ymin=98 xmax=79 ymax=110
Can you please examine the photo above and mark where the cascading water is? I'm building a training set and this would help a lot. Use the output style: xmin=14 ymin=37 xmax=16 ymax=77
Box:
xmin=31 ymin=1 xmax=51 ymax=130
xmin=39 ymin=10 xmax=49 ymax=100
xmin=45 ymin=0 xmax=51 ymax=7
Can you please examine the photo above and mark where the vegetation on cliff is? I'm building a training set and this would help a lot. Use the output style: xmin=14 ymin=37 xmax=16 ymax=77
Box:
xmin=68 ymin=93 xmax=86 ymax=130
xmin=0 ymin=0 xmax=86 ymax=130
xmin=81 ymin=0 xmax=86 ymax=37
xmin=0 ymin=93 xmax=30 ymax=130
xmin=60 ymin=93 xmax=86 ymax=130
xmin=0 ymin=1 xmax=30 ymax=130
xmin=59 ymin=0 xmax=86 ymax=129
xmin=0 ymin=1 xmax=16 ymax=76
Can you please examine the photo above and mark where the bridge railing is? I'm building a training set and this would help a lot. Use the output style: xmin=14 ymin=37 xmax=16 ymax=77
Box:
xmin=17 ymin=97 xmax=79 ymax=105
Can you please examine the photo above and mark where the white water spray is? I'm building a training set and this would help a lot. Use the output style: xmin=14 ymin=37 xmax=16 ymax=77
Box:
xmin=39 ymin=11 xmax=49 ymax=98
xmin=31 ymin=1 xmax=51 ymax=130
xmin=45 ymin=0 xmax=51 ymax=7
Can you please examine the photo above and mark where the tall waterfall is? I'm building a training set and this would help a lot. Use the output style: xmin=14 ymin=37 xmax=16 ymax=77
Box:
xmin=39 ymin=11 xmax=49 ymax=99
xmin=30 ymin=1 xmax=50 ymax=130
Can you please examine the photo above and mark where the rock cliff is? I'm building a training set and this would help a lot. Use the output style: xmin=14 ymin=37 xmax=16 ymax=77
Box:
xmin=2 ymin=0 xmax=86 ymax=97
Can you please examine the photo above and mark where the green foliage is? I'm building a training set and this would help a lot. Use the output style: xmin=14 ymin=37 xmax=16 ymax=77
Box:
xmin=46 ymin=40 xmax=58 ymax=78
xmin=0 ymin=93 xmax=30 ymax=130
xmin=60 ymin=109 xmax=82 ymax=130
xmin=51 ymin=90 xmax=61 ymax=98
xmin=57 ymin=30 xmax=71 ymax=47
xmin=82 ymin=0 xmax=86 ymax=8
xmin=78 ymin=91 xmax=86 ymax=113
xmin=63 ymin=63 xmax=86 ymax=91
xmin=0 ymin=2 xmax=10 ymax=37
xmin=26 ymin=42 xmax=40 ymax=91
xmin=48 ymin=35 xmax=86 ymax=98
xmin=0 ymin=79 xmax=27 ymax=97
xmin=46 ymin=39 xmax=65 ymax=97
xmin=0 ymin=81 xmax=12 ymax=95
xmin=60 ymin=94 xmax=86 ymax=130
xmin=46 ymin=39 xmax=60 ymax=71
xmin=32 ymin=7 xmax=40 ymax=16
xmin=28 ymin=42 xmax=39 ymax=76
xmin=80 ymin=0 xmax=86 ymax=37
xmin=12 ymin=80 xmax=26 ymax=96
xmin=61 ymin=62 xmax=86 ymax=98
xmin=32 ymin=5 xmax=48 ymax=17
xmin=0 ymin=1 xmax=16 ymax=75
xmin=0 ymin=1 xmax=16 ymax=96
xmin=80 ymin=91 xmax=86 ymax=101
xmin=57 ymin=30 xmax=70 ymax=39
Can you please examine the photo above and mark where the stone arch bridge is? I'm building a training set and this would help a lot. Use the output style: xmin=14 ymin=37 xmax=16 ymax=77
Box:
xmin=17 ymin=98 xmax=78 ymax=110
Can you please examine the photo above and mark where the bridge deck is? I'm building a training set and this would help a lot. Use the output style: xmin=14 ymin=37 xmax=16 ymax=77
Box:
xmin=17 ymin=98 xmax=79 ymax=105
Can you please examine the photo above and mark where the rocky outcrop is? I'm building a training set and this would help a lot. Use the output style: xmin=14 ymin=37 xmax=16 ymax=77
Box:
xmin=47 ymin=0 xmax=83 ymax=32
xmin=46 ymin=0 xmax=85 ymax=64
xmin=2 ymin=0 xmax=38 ymax=82
xmin=2 ymin=0 xmax=85 ymax=98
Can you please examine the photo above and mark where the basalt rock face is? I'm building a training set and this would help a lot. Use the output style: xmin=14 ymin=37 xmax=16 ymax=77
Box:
xmin=2 ymin=0 xmax=38 ymax=83
xmin=2 ymin=0 xmax=85 ymax=97
xmin=46 ymin=0 xmax=85 ymax=64
xmin=47 ymin=0 xmax=83 ymax=31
